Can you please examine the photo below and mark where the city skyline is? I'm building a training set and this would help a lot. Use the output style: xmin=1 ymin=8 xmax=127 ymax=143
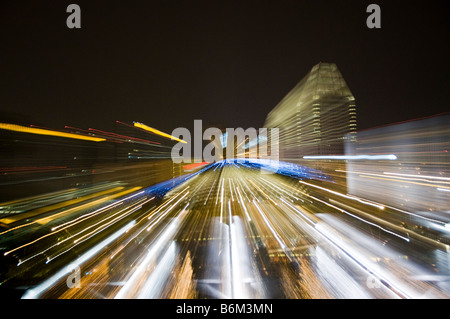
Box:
xmin=0 ymin=0 xmax=449 ymax=303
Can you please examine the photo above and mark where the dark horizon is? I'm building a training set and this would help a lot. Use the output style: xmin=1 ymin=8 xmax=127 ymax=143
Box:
xmin=1 ymin=0 xmax=449 ymax=134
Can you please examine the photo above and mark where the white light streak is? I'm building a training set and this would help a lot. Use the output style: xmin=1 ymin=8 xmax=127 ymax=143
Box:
xmin=304 ymin=154 xmax=398 ymax=160
xmin=22 ymin=221 xmax=135 ymax=299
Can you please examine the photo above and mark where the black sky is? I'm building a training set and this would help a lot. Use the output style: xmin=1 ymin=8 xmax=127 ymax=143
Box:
xmin=0 ymin=0 xmax=449 ymax=134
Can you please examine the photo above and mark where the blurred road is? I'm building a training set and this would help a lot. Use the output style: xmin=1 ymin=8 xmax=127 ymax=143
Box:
xmin=2 ymin=161 xmax=448 ymax=299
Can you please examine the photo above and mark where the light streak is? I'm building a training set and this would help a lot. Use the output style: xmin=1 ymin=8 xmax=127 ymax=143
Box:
xmin=136 ymin=242 xmax=177 ymax=298
xmin=236 ymin=187 xmax=251 ymax=221
xmin=358 ymin=174 xmax=450 ymax=190
xmin=115 ymin=216 xmax=183 ymax=299
xmin=247 ymin=179 xmax=279 ymax=206
xmin=147 ymin=191 xmax=189 ymax=232
xmin=299 ymin=180 xmax=385 ymax=210
xmin=17 ymin=195 xmax=148 ymax=266
xmin=230 ymin=216 xmax=250 ymax=298
xmin=72 ymin=202 xmax=145 ymax=245
xmin=229 ymin=179 xmax=235 ymax=202
xmin=314 ymin=222 xmax=412 ymax=299
xmin=133 ymin=122 xmax=187 ymax=144
xmin=4 ymin=188 xmax=143 ymax=257
xmin=46 ymin=205 xmax=142 ymax=264
xmin=253 ymin=200 xmax=286 ymax=250
xmin=291 ymin=183 xmax=411 ymax=242
xmin=0 ymin=123 xmax=105 ymax=142
xmin=303 ymin=154 xmax=398 ymax=160
xmin=280 ymin=197 xmax=315 ymax=225
xmin=21 ymin=221 xmax=135 ymax=299
xmin=338 ymin=169 xmax=450 ymax=188
xmin=384 ymin=172 xmax=450 ymax=182
xmin=0 ymin=186 xmax=126 ymax=226
xmin=183 ymin=162 xmax=210 ymax=171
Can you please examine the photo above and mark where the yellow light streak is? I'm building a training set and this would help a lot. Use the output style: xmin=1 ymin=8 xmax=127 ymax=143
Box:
xmin=0 ymin=188 xmax=77 ymax=207
xmin=0 ymin=187 xmax=125 ymax=226
xmin=0 ymin=123 xmax=106 ymax=142
xmin=3 ymin=187 xmax=142 ymax=257
xmin=133 ymin=122 xmax=187 ymax=144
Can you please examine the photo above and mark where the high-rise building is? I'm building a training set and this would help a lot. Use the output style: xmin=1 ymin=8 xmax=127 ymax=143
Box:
xmin=264 ymin=62 xmax=357 ymax=160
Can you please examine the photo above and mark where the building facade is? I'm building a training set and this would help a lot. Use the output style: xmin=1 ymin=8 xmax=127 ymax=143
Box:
xmin=264 ymin=62 xmax=357 ymax=161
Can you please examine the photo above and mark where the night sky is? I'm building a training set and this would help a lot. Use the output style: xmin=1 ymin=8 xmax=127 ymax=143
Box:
xmin=1 ymin=0 xmax=449 ymax=134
